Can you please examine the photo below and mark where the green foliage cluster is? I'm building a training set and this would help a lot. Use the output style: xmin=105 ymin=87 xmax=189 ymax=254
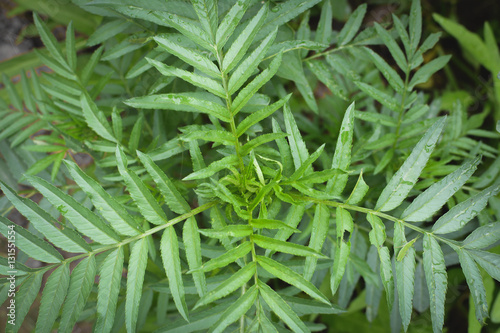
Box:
xmin=0 ymin=0 xmax=500 ymax=332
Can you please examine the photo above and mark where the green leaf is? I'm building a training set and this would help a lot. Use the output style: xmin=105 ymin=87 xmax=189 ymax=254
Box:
xmin=257 ymin=280 xmax=310 ymax=333
xmin=153 ymin=11 xmax=213 ymax=51
xmin=81 ymin=93 xmax=117 ymax=143
xmin=408 ymin=55 xmax=451 ymax=90
xmin=228 ymin=27 xmax=278 ymax=94
xmin=95 ymin=247 xmax=124 ymax=333
xmin=432 ymin=183 xmax=500 ymax=234
xmin=87 ymin=20 xmax=130 ymax=46
xmin=374 ymin=22 xmax=407 ymax=71
xmin=350 ymin=254 xmax=381 ymax=287
xmin=161 ymin=226 xmax=189 ymax=321
xmin=315 ymin=0 xmax=332 ymax=44
xmin=0 ymin=216 xmax=63 ymax=263
xmin=375 ymin=117 xmax=446 ymax=212
xmin=457 ymin=248 xmax=489 ymax=324
xmin=0 ymin=181 xmax=90 ymax=253
xmin=26 ymin=175 xmax=121 ymax=244
xmin=33 ymin=13 xmax=71 ymax=71
xmin=236 ymin=95 xmax=290 ymax=137
xmin=126 ymin=238 xmax=149 ymax=333
xmin=12 ymin=271 xmax=43 ymax=333
xmin=289 ymin=144 xmax=325 ymax=182
xmin=183 ymin=154 xmax=239 ymax=180
xmin=354 ymin=81 xmax=399 ymax=112
xmin=199 ymin=225 xmax=253 ymax=239
xmin=394 ymin=223 xmax=416 ymax=332
xmin=256 ymin=0 xmax=322 ymax=41
xmin=36 ymin=264 xmax=70 ymax=333
xmin=129 ymin=114 xmax=144 ymax=153
xmin=462 ymin=222 xmax=500 ymax=249
xmin=467 ymin=250 xmax=500 ymax=282
xmin=116 ymin=146 xmax=168 ymax=225
xmin=125 ymin=93 xmax=230 ymax=123
xmin=409 ymin=0 xmax=422 ymax=53
xmin=24 ymin=152 xmax=62 ymax=178
xmin=423 ymin=234 xmax=447 ymax=333
xmin=345 ymin=171 xmax=369 ymax=205
xmin=337 ymin=3 xmax=367 ymax=45
xmin=401 ymin=155 xmax=480 ymax=222
xmin=195 ymin=262 xmax=256 ymax=309
xmin=216 ymin=0 xmax=250 ymax=49
xmin=137 ymin=151 xmax=191 ymax=215
xmin=3 ymin=74 xmax=23 ymax=110
xmin=304 ymin=204 xmax=330 ymax=280
xmin=366 ymin=213 xmax=385 ymax=247
xmin=223 ymin=4 xmax=268 ymax=73
xmin=284 ymin=102 xmax=309 ymax=170
xmin=154 ymin=35 xmax=220 ymax=78
xmin=197 ymin=241 xmax=252 ymax=272
xmin=81 ymin=46 xmax=104 ymax=86
xmin=208 ymin=285 xmax=258 ymax=333
xmin=379 ymin=246 xmax=394 ymax=308
xmin=240 ymin=133 xmax=288 ymax=156
xmin=307 ymin=60 xmax=348 ymax=100
xmin=326 ymin=102 xmax=355 ymax=195
xmin=184 ymin=217 xmax=207 ymax=297
xmin=330 ymin=240 xmax=351 ymax=295
xmin=147 ymin=58 xmax=225 ymax=98
xmin=66 ymin=21 xmax=76 ymax=70
xmin=272 ymin=118 xmax=294 ymax=177
xmin=0 ymin=115 xmax=37 ymax=142
xmin=364 ymin=47 xmax=405 ymax=93
xmin=191 ymin=0 xmax=217 ymax=41
xmin=252 ymin=234 xmax=325 ymax=258
xmin=257 ymin=255 xmax=330 ymax=304
xmin=59 ymin=255 xmax=97 ymax=332
xmin=64 ymin=160 xmax=142 ymax=236
xmin=250 ymin=219 xmax=299 ymax=232
xmin=231 ymin=51 xmax=283 ymax=115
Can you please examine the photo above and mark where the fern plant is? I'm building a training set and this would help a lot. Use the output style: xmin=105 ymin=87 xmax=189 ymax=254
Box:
xmin=1 ymin=0 xmax=500 ymax=332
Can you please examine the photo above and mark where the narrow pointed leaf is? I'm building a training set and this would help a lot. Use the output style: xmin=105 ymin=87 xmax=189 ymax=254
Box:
xmin=354 ymin=81 xmax=399 ymax=111
xmin=27 ymin=175 xmax=120 ymax=244
xmin=257 ymin=255 xmax=330 ymax=304
xmin=154 ymin=35 xmax=220 ymax=77
xmin=198 ymin=241 xmax=252 ymax=272
xmin=216 ymin=0 xmax=250 ymax=48
xmin=12 ymin=271 xmax=43 ymax=333
xmin=137 ymin=151 xmax=191 ymax=215
xmin=161 ymin=226 xmax=189 ymax=321
xmin=304 ymin=204 xmax=330 ymax=280
xmin=95 ymin=247 xmax=124 ymax=333
xmin=59 ymin=256 xmax=96 ymax=332
xmin=183 ymin=154 xmax=238 ymax=180
xmin=331 ymin=240 xmax=350 ymax=296
xmin=191 ymin=0 xmax=218 ymax=41
xmin=457 ymin=248 xmax=489 ymax=324
xmin=284 ymin=102 xmax=309 ymax=170
xmin=0 ymin=216 xmax=63 ymax=263
xmin=409 ymin=0 xmax=422 ymax=53
xmin=374 ymin=22 xmax=407 ymax=71
xmin=467 ymin=249 xmax=500 ymax=282
xmin=228 ymin=27 xmax=278 ymax=94
xmin=147 ymin=58 xmax=224 ymax=97
xmin=0 ymin=181 xmax=90 ymax=253
xmin=195 ymin=262 xmax=256 ymax=309
xmin=402 ymin=155 xmax=480 ymax=222
xmin=33 ymin=13 xmax=71 ymax=71
xmin=223 ymin=4 xmax=268 ymax=73
xmin=337 ymin=4 xmax=367 ymax=45
xmin=394 ymin=223 xmax=416 ymax=332
xmin=258 ymin=280 xmax=309 ymax=333
xmin=364 ymin=47 xmax=405 ymax=93
xmin=64 ymin=160 xmax=142 ymax=236
xmin=315 ymin=0 xmax=332 ymax=44
xmin=423 ymin=234 xmax=447 ymax=333
xmin=376 ymin=117 xmax=446 ymax=212
xmin=462 ymin=222 xmax=500 ymax=249
xmin=126 ymin=238 xmax=148 ymax=333
xmin=183 ymin=217 xmax=206 ymax=297
xmin=432 ymin=183 xmax=500 ymax=234
xmin=231 ymin=51 xmax=283 ymax=115
xmin=240 ymin=133 xmax=288 ymax=155
xmin=81 ymin=93 xmax=117 ymax=143
xmin=199 ymin=225 xmax=253 ymax=239
xmin=116 ymin=146 xmax=168 ymax=225
xmin=326 ymin=102 xmax=355 ymax=195
xmin=236 ymin=95 xmax=290 ymax=137
xmin=208 ymin=285 xmax=258 ymax=333
xmin=36 ymin=264 xmax=70 ymax=333
xmin=249 ymin=219 xmax=299 ymax=232
xmin=346 ymin=171 xmax=369 ymax=205
xmin=252 ymin=234 xmax=325 ymax=258
xmin=408 ymin=56 xmax=451 ymax=90
xmin=125 ymin=93 xmax=230 ymax=123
